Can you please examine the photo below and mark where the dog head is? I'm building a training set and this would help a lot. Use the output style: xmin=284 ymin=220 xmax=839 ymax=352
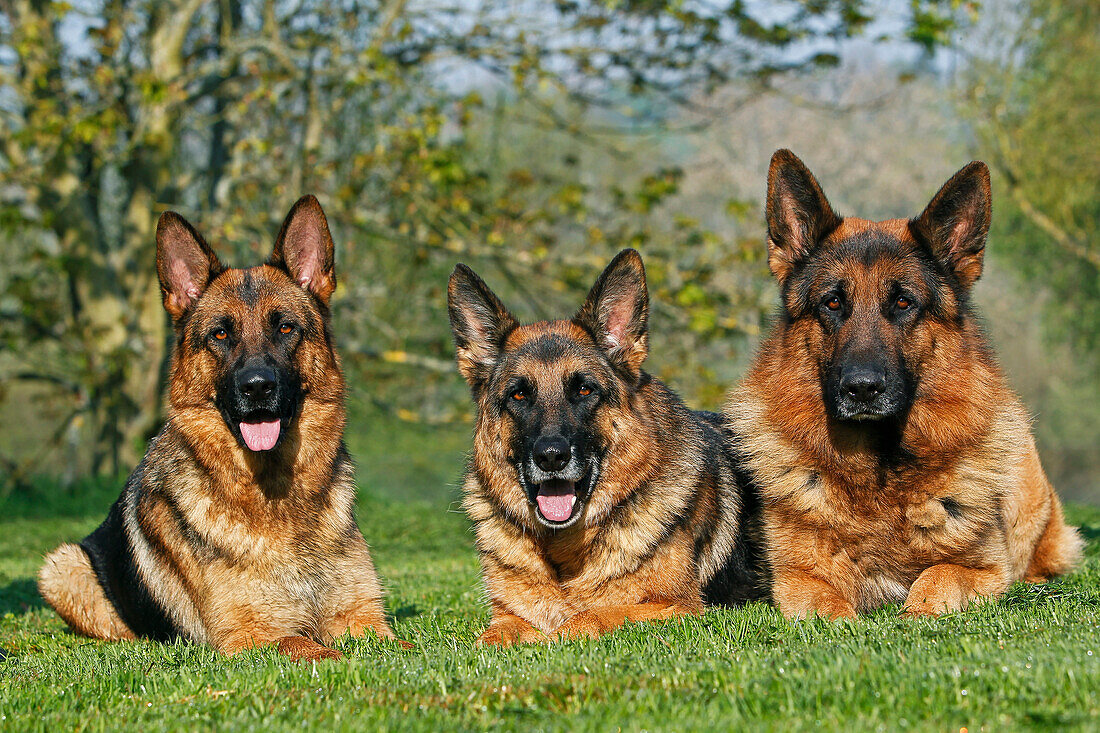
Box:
xmin=156 ymin=196 xmax=342 ymax=455
xmin=448 ymin=249 xmax=649 ymax=529
xmin=764 ymin=149 xmax=992 ymax=425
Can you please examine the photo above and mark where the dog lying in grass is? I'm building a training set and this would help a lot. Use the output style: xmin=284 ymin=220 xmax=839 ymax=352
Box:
xmin=449 ymin=249 xmax=765 ymax=645
xmin=726 ymin=150 xmax=1082 ymax=619
xmin=39 ymin=197 xmax=402 ymax=660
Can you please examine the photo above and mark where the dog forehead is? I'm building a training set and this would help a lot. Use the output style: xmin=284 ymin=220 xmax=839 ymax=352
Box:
xmin=505 ymin=320 xmax=589 ymax=348
xmin=199 ymin=265 xmax=311 ymax=318
xmin=828 ymin=217 xmax=911 ymax=242
xmin=498 ymin=321 xmax=604 ymax=382
xmin=812 ymin=220 xmax=929 ymax=292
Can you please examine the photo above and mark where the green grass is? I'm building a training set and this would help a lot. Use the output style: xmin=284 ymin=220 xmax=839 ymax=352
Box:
xmin=2 ymin=480 xmax=1099 ymax=731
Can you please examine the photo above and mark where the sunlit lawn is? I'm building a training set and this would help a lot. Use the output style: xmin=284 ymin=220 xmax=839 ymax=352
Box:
xmin=2 ymin=477 xmax=1098 ymax=731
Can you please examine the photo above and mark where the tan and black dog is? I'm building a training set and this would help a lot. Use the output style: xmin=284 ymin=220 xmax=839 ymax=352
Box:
xmin=38 ymin=196 xmax=399 ymax=661
xmin=448 ymin=249 xmax=765 ymax=645
xmin=726 ymin=149 xmax=1082 ymax=620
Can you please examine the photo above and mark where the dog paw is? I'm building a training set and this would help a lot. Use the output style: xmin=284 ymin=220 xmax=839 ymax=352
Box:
xmin=901 ymin=564 xmax=992 ymax=617
xmin=555 ymin=611 xmax=609 ymax=641
xmin=476 ymin=617 xmax=548 ymax=647
xmin=901 ymin=591 xmax=977 ymax=618
xmin=900 ymin=602 xmax=940 ymax=618
xmin=276 ymin=635 xmax=344 ymax=662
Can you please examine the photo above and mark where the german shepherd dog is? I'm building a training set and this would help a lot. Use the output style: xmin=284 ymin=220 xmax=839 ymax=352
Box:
xmin=726 ymin=150 xmax=1082 ymax=619
xmin=38 ymin=196 xmax=399 ymax=661
xmin=448 ymin=249 xmax=764 ymax=645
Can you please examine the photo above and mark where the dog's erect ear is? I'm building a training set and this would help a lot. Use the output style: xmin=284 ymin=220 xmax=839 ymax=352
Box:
xmin=448 ymin=264 xmax=519 ymax=387
xmin=911 ymin=161 xmax=991 ymax=290
xmin=765 ymin=149 xmax=842 ymax=284
xmin=574 ymin=248 xmax=649 ymax=372
xmin=156 ymin=212 xmax=224 ymax=321
xmin=271 ymin=195 xmax=336 ymax=304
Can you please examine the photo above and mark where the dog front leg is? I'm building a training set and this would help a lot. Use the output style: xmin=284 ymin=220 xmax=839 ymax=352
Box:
xmin=555 ymin=601 xmax=700 ymax=640
xmin=477 ymin=555 xmax=578 ymax=646
xmin=902 ymin=563 xmax=1009 ymax=617
xmin=477 ymin=612 xmax=550 ymax=647
xmin=773 ymin=568 xmax=857 ymax=620
xmin=322 ymin=537 xmax=414 ymax=648
xmin=215 ymin=608 xmax=343 ymax=661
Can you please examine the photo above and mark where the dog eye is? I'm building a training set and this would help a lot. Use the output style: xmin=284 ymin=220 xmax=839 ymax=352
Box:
xmin=212 ymin=329 xmax=228 ymax=341
xmin=825 ymin=296 xmax=842 ymax=311
xmin=511 ymin=390 xmax=527 ymax=402
xmin=895 ymin=296 xmax=912 ymax=310
xmin=279 ymin=323 xmax=294 ymax=335
xmin=577 ymin=385 xmax=592 ymax=397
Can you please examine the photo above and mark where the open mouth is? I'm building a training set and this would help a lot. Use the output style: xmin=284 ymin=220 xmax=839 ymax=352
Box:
xmin=235 ymin=411 xmax=286 ymax=452
xmin=535 ymin=479 xmax=578 ymax=524
xmin=518 ymin=460 xmax=598 ymax=529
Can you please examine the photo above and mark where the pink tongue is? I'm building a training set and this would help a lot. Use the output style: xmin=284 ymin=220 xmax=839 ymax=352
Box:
xmin=239 ymin=420 xmax=281 ymax=451
xmin=536 ymin=481 xmax=576 ymax=522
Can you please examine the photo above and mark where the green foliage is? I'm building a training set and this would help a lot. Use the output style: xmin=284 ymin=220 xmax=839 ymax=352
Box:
xmin=952 ymin=0 xmax=1100 ymax=498
xmin=0 ymin=0 xmax=965 ymax=487
xmin=962 ymin=0 xmax=1100 ymax=352
xmin=2 ymin=488 xmax=1099 ymax=730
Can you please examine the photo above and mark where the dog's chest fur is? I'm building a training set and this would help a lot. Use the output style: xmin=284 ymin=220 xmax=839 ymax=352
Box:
xmin=731 ymin=393 xmax=1017 ymax=610
xmin=132 ymin=426 xmax=358 ymax=639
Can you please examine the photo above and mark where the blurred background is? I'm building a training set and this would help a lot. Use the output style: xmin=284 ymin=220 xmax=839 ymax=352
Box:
xmin=0 ymin=0 xmax=1096 ymax=507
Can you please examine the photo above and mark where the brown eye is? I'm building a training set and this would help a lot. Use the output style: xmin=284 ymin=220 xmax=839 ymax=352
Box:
xmin=577 ymin=385 xmax=592 ymax=397
xmin=825 ymin=296 xmax=842 ymax=311
xmin=895 ymin=296 xmax=912 ymax=310
xmin=279 ymin=323 xmax=294 ymax=335
xmin=511 ymin=390 xmax=526 ymax=402
xmin=213 ymin=329 xmax=228 ymax=341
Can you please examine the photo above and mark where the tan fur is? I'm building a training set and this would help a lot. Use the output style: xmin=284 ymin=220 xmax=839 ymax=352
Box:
xmin=729 ymin=268 xmax=1082 ymax=618
xmin=727 ymin=155 xmax=1082 ymax=619
xmin=463 ymin=327 xmax=716 ymax=641
xmin=450 ymin=252 xmax=762 ymax=646
xmin=38 ymin=544 xmax=135 ymax=640
xmin=276 ymin=635 xmax=344 ymax=662
xmin=38 ymin=197 xmax=399 ymax=658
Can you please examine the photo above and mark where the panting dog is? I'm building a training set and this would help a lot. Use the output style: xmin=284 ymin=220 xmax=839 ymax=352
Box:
xmin=449 ymin=249 xmax=765 ymax=645
xmin=38 ymin=196 xmax=401 ymax=660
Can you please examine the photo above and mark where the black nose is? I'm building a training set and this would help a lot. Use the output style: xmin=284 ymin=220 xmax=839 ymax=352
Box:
xmin=840 ymin=366 xmax=887 ymax=403
xmin=533 ymin=435 xmax=571 ymax=472
xmin=237 ymin=366 xmax=277 ymax=401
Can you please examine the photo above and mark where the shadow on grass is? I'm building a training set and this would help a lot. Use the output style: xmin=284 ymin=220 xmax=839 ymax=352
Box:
xmin=1000 ymin=575 xmax=1100 ymax=608
xmin=391 ymin=605 xmax=421 ymax=622
xmin=1079 ymin=523 xmax=1100 ymax=543
xmin=0 ymin=578 xmax=44 ymax=616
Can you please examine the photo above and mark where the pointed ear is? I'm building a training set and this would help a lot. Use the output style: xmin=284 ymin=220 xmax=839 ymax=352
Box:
xmin=270 ymin=195 xmax=336 ymax=304
xmin=574 ymin=248 xmax=649 ymax=373
xmin=910 ymin=161 xmax=991 ymax=290
xmin=448 ymin=264 xmax=519 ymax=387
xmin=765 ymin=149 xmax=841 ymax=284
xmin=156 ymin=212 xmax=223 ymax=321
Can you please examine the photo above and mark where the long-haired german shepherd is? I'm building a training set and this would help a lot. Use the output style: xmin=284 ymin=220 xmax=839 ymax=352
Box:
xmin=38 ymin=196 xmax=399 ymax=660
xmin=448 ymin=249 xmax=764 ymax=645
xmin=726 ymin=150 xmax=1082 ymax=619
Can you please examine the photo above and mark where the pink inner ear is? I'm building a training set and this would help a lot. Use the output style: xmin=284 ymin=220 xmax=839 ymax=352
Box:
xmin=295 ymin=253 xmax=320 ymax=289
xmin=294 ymin=258 xmax=316 ymax=286
xmin=601 ymin=298 xmax=632 ymax=351
xmin=170 ymin=259 xmax=200 ymax=306
xmin=283 ymin=220 xmax=328 ymax=291
xmin=949 ymin=216 xmax=973 ymax=252
xmin=782 ymin=193 xmax=803 ymax=244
